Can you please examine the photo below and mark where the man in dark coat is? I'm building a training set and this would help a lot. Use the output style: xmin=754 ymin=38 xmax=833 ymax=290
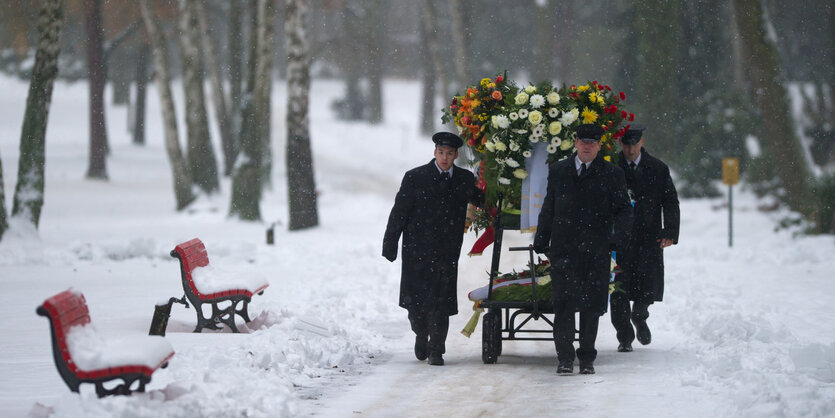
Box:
xmin=383 ymin=132 xmax=484 ymax=366
xmin=534 ymin=124 xmax=633 ymax=375
xmin=610 ymin=125 xmax=680 ymax=352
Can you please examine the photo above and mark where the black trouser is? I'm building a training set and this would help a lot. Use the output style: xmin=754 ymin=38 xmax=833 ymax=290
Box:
xmin=553 ymin=302 xmax=600 ymax=365
xmin=609 ymin=292 xmax=650 ymax=344
xmin=409 ymin=309 xmax=450 ymax=355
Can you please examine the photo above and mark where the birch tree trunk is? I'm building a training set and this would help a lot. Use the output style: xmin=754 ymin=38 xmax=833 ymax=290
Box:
xmin=732 ymin=0 xmax=812 ymax=214
xmin=418 ymin=0 xmax=449 ymax=132
xmin=285 ymin=0 xmax=318 ymax=230
xmin=84 ymin=0 xmax=108 ymax=179
xmin=196 ymin=1 xmax=235 ymax=177
xmin=179 ymin=0 xmax=219 ymax=194
xmin=230 ymin=0 xmax=274 ymax=221
xmin=139 ymin=0 xmax=195 ymax=210
xmin=10 ymin=0 xmax=63 ymax=231
xmin=132 ymin=43 xmax=148 ymax=145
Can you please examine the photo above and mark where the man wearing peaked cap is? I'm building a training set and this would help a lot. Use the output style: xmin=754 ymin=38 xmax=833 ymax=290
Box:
xmin=610 ymin=124 xmax=680 ymax=353
xmin=383 ymin=131 xmax=483 ymax=366
xmin=533 ymin=123 xmax=633 ymax=375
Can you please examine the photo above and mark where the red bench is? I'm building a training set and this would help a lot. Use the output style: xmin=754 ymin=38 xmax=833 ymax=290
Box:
xmin=170 ymin=238 xmax=269 ymax=333
xmin=37 ymin=289 xmax=174 ymax=397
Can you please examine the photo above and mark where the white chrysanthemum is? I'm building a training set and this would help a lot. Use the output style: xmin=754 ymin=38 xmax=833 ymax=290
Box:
xmin=506 ymin=158 xmax=520 ymax=168
xmin=498 ymin=177 xmax=511 ymax=185
xmin=525 ymin=85 xmax=537 ymax=94
xmin=496 ymin=114 xmax=510 ymax=129
xmin=560 ymin=138 xmax=574 ymax=150
xmin=518 ymin=108 xmax=529 ymax=119
xmin=529 ymin=94 xmax=545 ymax=109
xmin=523 ymin=150 xmax=532 ymax=158
xmin=548 ymin=107 xmax=559 ymax=118
xmin=491 ymin=115 xmax=498 ymax=129
xmin=509 ymin=141 xmax=520 ymax=151
xmin=513 ymin=168 xmax=528 ymax=179
xmin=549 ymin=121 xmax=562 ymax=135
xmin=560 ymin=110 xmax=577 ymax=126
xmin=515 ymin=92 xmax=529 ymax=105
xmin=528 ymin=110 xmax=543 ymax=125
xmin=551 ymin=136 xmax=562 ymax=146
xmin=547 ymin=91 xmax=560 ymax=104
xmin=547 ymin=144 xmax=558 ymax=154
xmin=494 ymin=141 xmax=507 ymax=151
xmin=484 ymin=141 xmax=496 ymax=152
xmin=529 ymin=134 xmax=540 ymax=143
xmin=509 ymin=112 xmax=519 ymax=121
xmin=532 ymin=125 xmax=544 ymax=137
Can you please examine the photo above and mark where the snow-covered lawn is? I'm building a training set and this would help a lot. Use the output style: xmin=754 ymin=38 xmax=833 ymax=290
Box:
xmin=1 ymin=76 xmax=833 ymax=417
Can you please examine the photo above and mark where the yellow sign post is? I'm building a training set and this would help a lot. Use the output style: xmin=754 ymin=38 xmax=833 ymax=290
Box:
xmin=722 ymin=158 xmax=739 ymax=247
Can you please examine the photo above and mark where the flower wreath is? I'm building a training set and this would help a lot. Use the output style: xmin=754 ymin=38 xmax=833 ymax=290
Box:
xmin=443 ymin=72 xmax=634 ymax=232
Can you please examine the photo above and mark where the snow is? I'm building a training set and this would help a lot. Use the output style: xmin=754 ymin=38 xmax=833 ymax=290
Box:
xmin=1 ymin=74 xmax=834 ymax=417
xmin=66 ymin=324 xmax=174 ymax=372
xmin=189 ymin=264 xmax=269 ymax=296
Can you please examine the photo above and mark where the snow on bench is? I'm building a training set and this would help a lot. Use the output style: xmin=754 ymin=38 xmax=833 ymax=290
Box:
xmin=37 ymin=289 xmax=174 ymax=397
xmin=170 ymin=238 xmax=269 ymax=333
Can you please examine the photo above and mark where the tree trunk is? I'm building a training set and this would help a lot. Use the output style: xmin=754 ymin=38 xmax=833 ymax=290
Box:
xmin=419 ymin=16 xmax=436 ymax=136
xmin=0 ymin=151 xmax=8 ymax=240
xmin=227 ymin=2 xmax=243 ymax=170
xmin=258 ymin=0 xmax=275 ymax=191
xmin=179 ymin=0 xmax=219 ymax=194
xmin=285 ymin=0 xmax=318 ymax=230
xmin=132 ymin=43 xmax=148 ymax=145
xmin=10 ymin=0 xmax=62 ymax=231
xmin=418 ymin=0 xmax=449 ymax=132
xmin=449 ymin=0 xmax=468 ymax=91
xmin=553 ymin=0 xmax=575 ymax=83
xmin=531 ymin=0 xmax=554 ymax=83
xmin=84 ymin=0 xmax=108 ymax=179
xmin=196 ymin=0 xmax=235 ymax=177
xmin=230 ymin=0 xmax=274 ymax=221
xmin=365 ymin=0 xmax=383 ymax=124
xmin=732 ymin=0 xmax=812 ymax=214
xmin=139 ymin=0 xmax=195 ymax=210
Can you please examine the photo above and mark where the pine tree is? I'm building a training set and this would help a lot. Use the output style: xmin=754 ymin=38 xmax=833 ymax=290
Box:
xmin=285 ymin=0 xmax=319 ymax=230
xmin=11 ymin=0 xmax=63 ymax=229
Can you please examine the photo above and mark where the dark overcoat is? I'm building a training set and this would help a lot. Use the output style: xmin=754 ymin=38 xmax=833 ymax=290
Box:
xmin=534 ymin=154 xmax=633 ymax=314
xmin=617 ymin=148 xmax=680 ymax=304
xmin=383 ymin=160 xmax=484 ymax=316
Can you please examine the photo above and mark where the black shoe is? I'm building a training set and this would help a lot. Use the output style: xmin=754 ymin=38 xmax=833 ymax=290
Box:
xmin=633 ymin=319 xmax=652 ymax=345
xmin=415 ymin=336 xmax=428 ymax=361
xmin=617 ymin=342 xmax=633 ymax=352
xmin=579 ymin=363 xmax=595 ymax=374
xmin=556 ymin=361 xmax=573 ymax=375
xmin=428 ymin=352 xmax=444 ymax=366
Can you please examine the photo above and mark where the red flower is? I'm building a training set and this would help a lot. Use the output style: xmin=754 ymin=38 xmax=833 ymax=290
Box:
xmin=593 ymin=80 xmax=599 ymax=86
xmin=461 ymin=116 xmax=471 ymax=125
xmin=495 ymin=75 xmax=504 ymax=83
xmin=468 ymin=137 xmax=476 ymax=146
xmin=619 ymin=92 xmax=626 ymax=100
xmin=621 ymin=110 xmax=627 ymax=118
xmin=628 ymin=113 xmax=635 ymax=121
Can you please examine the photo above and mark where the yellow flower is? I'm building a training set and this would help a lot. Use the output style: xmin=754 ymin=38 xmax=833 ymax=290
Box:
xmin=604 ymin=155 xmax=611 ymax=162
xmin=528 ymin=110 xmax=543 ymax=125
xmin=480 ymin=78 xmax=492 ymax=87
xmin=589 ymin=92 xmax=598 ymax=103
xmin=581 ymin=107 xmax=598 ymax=123
xmin=471 ymin=99 xmax=481 ymax=108
xmin=577 ymin=84 xmax=590 ymax=92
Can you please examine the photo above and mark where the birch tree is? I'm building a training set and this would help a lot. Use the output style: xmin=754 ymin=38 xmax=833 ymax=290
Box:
xmin=230 ymin=0 xmax=274 ymax=220
xmin=179 ymin=0 xmax=219 ymax=194
xmin=10 ymin=0 xmax=63 ymax=232
xmin=139 ymin=0 xmax=195 ymax=210
xmin=84 ymin=0 xmax=108 ymax=179
xmin=285 ymin=0 xmax=318 ymax=230
xmin=196 ymin=1 xmax=235 ymax=176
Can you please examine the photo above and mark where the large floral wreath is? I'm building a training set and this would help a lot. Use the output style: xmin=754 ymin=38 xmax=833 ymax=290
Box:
xmin=442 ymin=73 xmax=634 ymax=232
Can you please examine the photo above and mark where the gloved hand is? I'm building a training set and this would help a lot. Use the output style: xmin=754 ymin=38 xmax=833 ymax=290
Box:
xmin=533 ymin=242 xmax=549 ymax=254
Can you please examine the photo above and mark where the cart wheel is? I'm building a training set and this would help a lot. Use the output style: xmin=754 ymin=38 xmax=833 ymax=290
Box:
xmin=493 ymin=310 xmax=502 ymax=357
xmin=482 ymin=311 xmax=499 ymax=364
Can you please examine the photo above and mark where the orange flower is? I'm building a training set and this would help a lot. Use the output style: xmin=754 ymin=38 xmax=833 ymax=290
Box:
xmin=491 ymin=90 xmax=502 ymax=101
